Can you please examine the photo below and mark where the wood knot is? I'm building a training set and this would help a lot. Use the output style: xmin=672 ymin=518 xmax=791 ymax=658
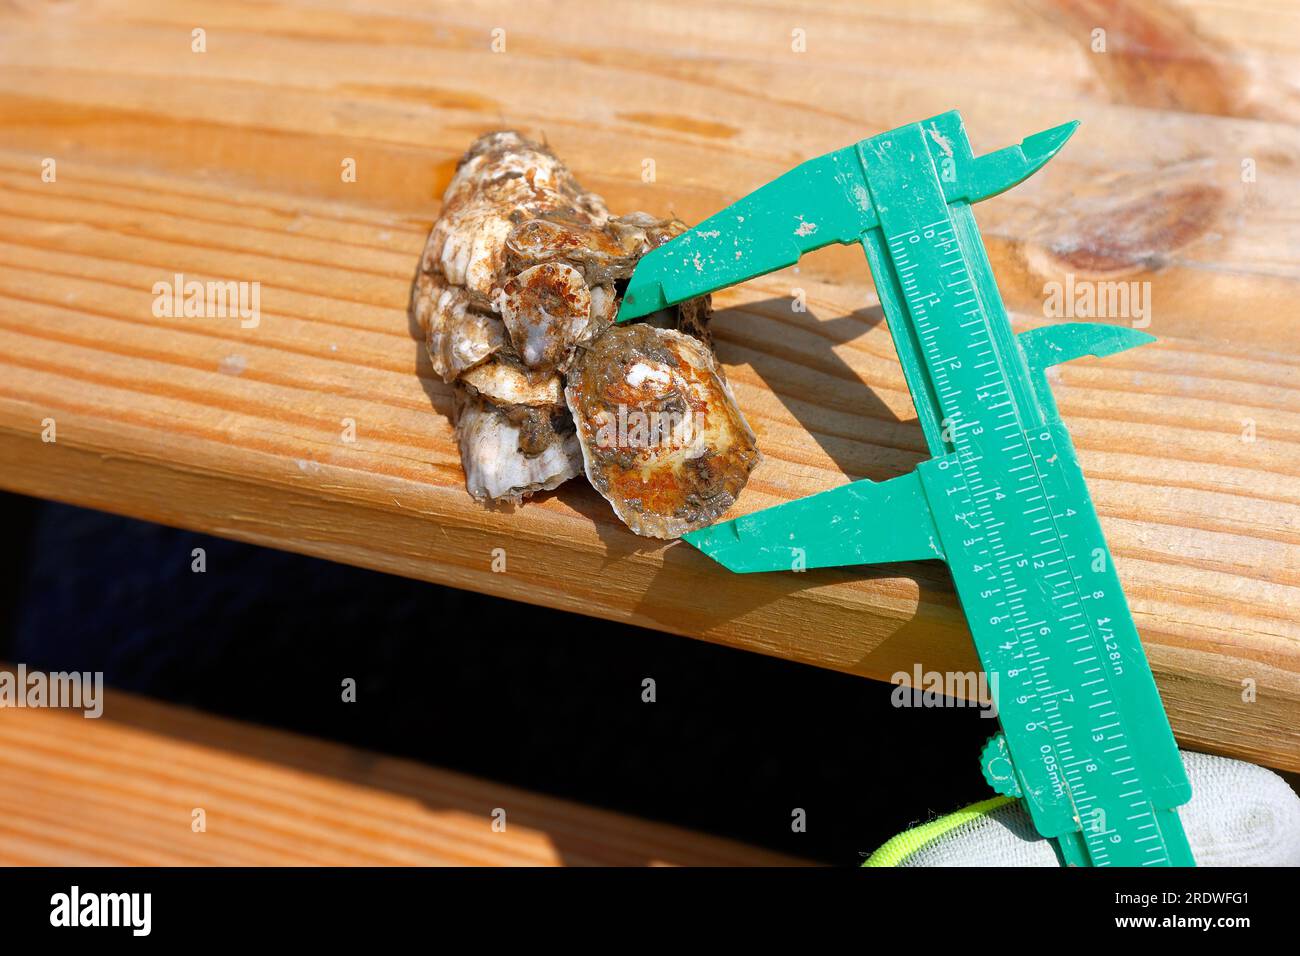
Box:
xmin=1031 ymin=175 xmax=1223 ymax=276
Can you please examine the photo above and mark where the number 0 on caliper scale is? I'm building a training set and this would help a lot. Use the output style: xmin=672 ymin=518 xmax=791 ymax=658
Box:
xmin=616 ymin=111 xmax=1194 ymax=867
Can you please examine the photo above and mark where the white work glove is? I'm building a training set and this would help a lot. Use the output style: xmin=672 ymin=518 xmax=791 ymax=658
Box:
xmin=880 ymin=752 xmax=1300 ymax=866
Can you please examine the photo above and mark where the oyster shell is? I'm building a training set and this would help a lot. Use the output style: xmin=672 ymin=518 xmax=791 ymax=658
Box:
xmin=460 ymin=356 xmax=564 ymax=408
xmin=411 ymin=271 xmax=505 ymax=382
xmin=564 ymin=324 xmax=760 ymax=539
xmin=427 ymin=131 xmax=609 ymax=303
xmin=412 ymin=131 xmax=760 ymax=535
xmin=495 ymin=261 xmax=595 ymax=375
xmin=455 ymin=392 xmax=581 ymax=502
xmin=504 ymin=218 xmax=640 ymax=286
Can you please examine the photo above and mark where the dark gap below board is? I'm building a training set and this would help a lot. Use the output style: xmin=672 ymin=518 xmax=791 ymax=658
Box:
xmin=0 ymin=491 xmax=998 ymax=864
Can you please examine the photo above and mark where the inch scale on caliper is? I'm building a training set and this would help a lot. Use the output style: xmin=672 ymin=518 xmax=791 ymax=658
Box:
xmin=616 ymin=111 xmax=1194 ymax=866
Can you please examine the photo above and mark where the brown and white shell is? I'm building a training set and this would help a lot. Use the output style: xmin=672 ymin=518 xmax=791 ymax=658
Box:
xmin=411 ymin=131 xmax=759 ymax=534
xmin=564 ymin=324 xmax=760 ymax=539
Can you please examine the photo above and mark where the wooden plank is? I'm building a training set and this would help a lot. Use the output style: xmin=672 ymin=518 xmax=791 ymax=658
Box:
xmin=0 ymin=683 xmax=808 ymax=866
xmin=0 ymin=0 xmax=1296 ymax=772
xmin=3 ymin=0 xmax=1297 ymax=345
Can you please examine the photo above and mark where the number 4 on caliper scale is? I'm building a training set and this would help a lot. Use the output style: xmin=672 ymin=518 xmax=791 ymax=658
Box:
xmin=616 ymin=111 xmax=1194 ymax=867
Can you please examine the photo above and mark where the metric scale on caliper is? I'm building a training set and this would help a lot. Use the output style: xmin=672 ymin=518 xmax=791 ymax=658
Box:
xmin=616 ymin=111 xmax=1194 ymax=867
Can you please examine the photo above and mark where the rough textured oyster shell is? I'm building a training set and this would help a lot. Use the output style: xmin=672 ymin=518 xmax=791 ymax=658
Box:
xmin=411 ymin=272 xmax=505 ymax=382
xmin=411 ymin=131 xmax=759 ymax=536
xmin=455 ymin=392 xmax=581 ymax=502
xmin=427 ymin=131 xmax=609 ymax=302
xmin=504 ymin=218 xmax=640 ymax=285
xmin=564 ymin=324 xmax=760 ymax=539
xmin=495 ymin=261 xmax=594 ymax=374
xmin=460 ymin=356 xmax=564 ymax=408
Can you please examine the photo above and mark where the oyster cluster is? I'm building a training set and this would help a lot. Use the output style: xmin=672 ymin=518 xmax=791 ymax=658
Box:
xmin=411 ymin=132 xmax=759 ymax=538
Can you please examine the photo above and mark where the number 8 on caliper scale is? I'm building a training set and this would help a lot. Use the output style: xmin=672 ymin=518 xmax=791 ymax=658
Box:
xmin=616 ymin=111 xmax=1194 ymax=867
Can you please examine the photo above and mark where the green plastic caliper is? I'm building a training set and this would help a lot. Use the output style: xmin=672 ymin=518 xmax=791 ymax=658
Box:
xmin=616 ymin=111 xmax=1194 ymax=867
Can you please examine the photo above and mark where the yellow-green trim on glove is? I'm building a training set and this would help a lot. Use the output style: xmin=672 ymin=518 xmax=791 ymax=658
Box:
xmin=863 ymin=796 xmax=1015 ymax=867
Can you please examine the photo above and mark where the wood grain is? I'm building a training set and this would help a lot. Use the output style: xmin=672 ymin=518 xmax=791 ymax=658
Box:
xmin=0 ymin=682 xmax=807 ymax=865
xmin=0 ymin=0 xmax=1296 ymax=771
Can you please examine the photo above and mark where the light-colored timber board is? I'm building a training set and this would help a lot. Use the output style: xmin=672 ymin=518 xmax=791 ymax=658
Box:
xmin=0 ymin=681 xmax=808 ymax=866
xmin=0 ymin=1 xmax=1296 ymax=772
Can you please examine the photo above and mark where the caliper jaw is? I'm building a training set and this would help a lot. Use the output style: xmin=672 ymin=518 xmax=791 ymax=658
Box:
xmin=1017 ymin=323 xmax=1155 ymax=413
